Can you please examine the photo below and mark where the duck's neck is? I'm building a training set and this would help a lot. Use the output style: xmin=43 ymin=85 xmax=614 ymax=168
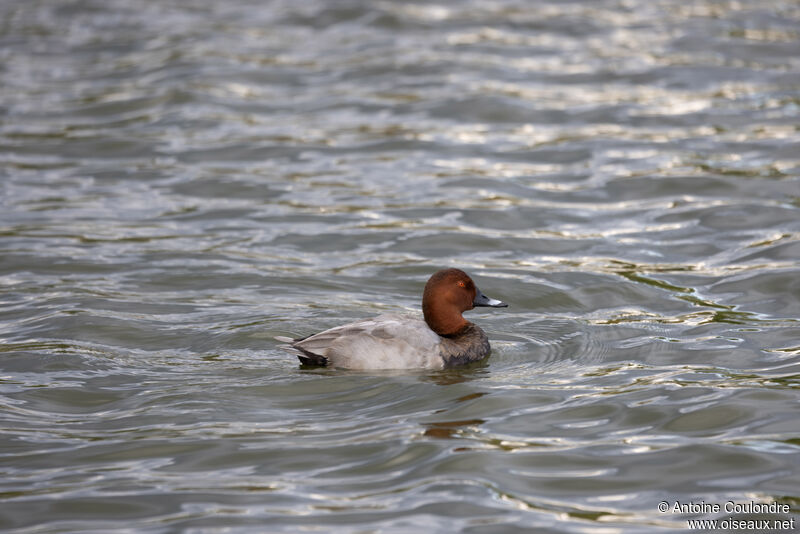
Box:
xmin=439 ymin=322 xmax=474 ymax=338
xmin=423 ymin=303 xmax=469 ymax=336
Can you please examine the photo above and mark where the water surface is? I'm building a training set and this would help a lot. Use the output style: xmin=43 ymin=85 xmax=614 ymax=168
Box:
xmin=1 ymin=0 xmax=799 ymax=532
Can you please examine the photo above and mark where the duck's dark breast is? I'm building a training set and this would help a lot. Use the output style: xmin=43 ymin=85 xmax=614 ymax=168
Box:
xmin=440 ymin=324 xmax=491 ymax=367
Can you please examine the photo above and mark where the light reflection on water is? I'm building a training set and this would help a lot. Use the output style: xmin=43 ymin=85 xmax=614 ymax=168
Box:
xmin=1 ymin=0 xmax=799 ymax=531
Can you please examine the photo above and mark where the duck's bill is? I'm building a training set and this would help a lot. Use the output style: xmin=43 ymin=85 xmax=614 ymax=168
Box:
xmin=473 ymin=288 xmax=508 ymax=308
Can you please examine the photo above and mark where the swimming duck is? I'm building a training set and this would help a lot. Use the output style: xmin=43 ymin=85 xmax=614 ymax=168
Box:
xmin=276 ymin=268 xmax=507 ymax=370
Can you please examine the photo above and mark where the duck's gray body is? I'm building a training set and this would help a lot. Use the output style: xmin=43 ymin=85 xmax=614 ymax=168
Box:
xmin=277 ymin=313 xmax=490 ymax=370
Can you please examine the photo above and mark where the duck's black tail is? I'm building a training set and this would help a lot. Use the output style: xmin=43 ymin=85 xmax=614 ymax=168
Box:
xmin=275 ymin=336 xmax=328 ymax=366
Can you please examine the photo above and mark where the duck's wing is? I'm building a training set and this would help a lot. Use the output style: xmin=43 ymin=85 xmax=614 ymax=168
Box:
xmin=276 ymin=314 xmax=442 ymax=369
xmin=275 ymin=318 xmax=380 ymax=366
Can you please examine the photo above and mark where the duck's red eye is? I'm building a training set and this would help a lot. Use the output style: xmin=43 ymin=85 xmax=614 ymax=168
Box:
xmin=457 ymin=281 xmax=466 ymax=288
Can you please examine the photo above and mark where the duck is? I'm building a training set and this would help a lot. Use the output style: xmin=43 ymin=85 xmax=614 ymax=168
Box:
xmin=275 ymin=268 xmax=507 ymax=370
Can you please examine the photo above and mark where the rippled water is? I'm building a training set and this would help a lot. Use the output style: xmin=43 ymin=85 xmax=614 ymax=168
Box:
xmin=1 ymin=0 xmax=799 ymax=532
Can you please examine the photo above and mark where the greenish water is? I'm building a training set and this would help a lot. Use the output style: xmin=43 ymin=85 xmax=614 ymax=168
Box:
xmin=1 ymin=0 xmax=799 ymax=532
